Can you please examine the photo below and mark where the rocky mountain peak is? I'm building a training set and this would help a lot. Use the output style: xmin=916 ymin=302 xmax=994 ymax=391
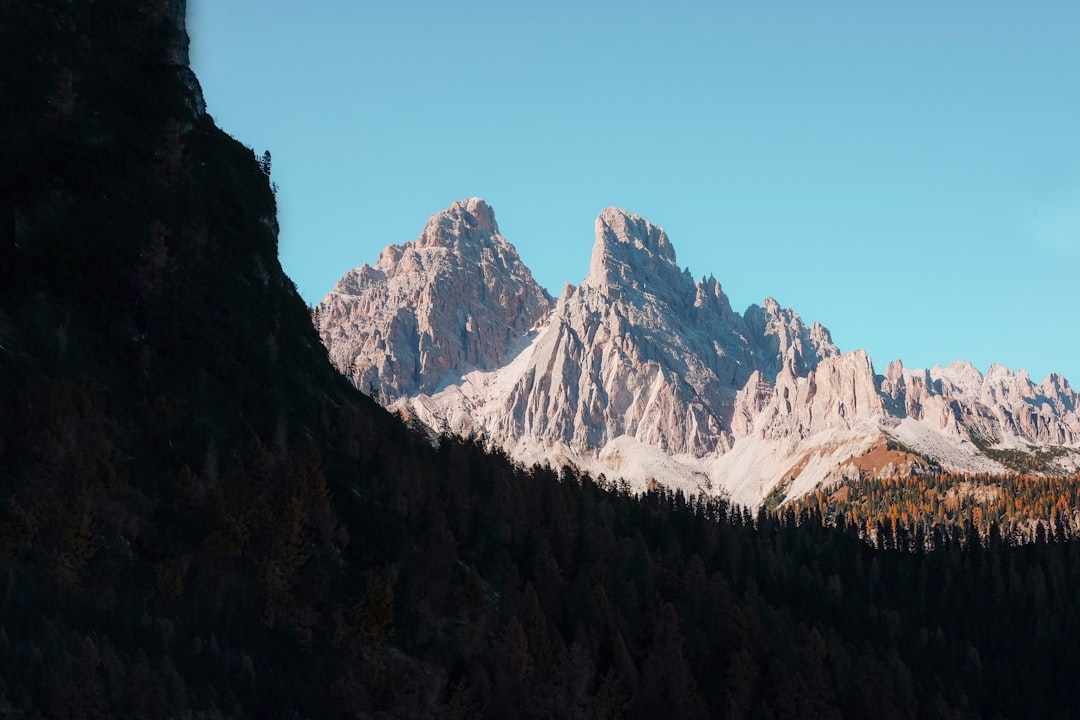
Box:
xmin=744 ymin=298 xmax=840 ymax=380
xmin=596 ymin=206 xmax=677 ymax=262
xmin=694 ymin=274 xmax=735 ymax=318
xmin=319 ymin=199 xmax=552 ymax=397
xmin=416 ymin=197 xmax=500 ymax=251
xmin=1041 ymin=373 xmax=1078 ymax=414
xmin=1043 ymin=372 xmax=1074 ymax=396
xmin=884 ymin=358 xmax=904 ymax=383
xmin=582 ymin=207 xmax=689 ymax=302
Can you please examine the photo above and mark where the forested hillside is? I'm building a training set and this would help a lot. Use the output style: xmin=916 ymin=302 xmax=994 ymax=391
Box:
xmin=791 ymin=469 xmax=1080 ymax=542
xmin=2 ymin=2 xmax=1079 ymax=718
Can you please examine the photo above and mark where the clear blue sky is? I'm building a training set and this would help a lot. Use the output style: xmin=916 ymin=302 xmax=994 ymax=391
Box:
xmin=190 ymin=1 xmax=1080 ymax=385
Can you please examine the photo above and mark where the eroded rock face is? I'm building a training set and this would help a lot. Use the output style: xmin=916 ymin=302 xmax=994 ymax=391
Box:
xmin=319 ymin=199 xmax=1080 ymax=506
xmin=734 ymin=349 xmax=886 ymax=441
xmin=318 ymin=198 xmax=553 ymax=397
xmin=744 ymin=297 xmax=837 ymax=380
xmin=878 ymin=360 xmax=1080 ymax=446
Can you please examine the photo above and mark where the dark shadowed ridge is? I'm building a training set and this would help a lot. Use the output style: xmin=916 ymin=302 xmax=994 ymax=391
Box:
xmin=2 ymin=2 xmax=1080 ymax=718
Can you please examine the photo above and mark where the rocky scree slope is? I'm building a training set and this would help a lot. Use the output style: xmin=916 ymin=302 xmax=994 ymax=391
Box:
xmin=320 ymin=201 xmax=1080 ymax=506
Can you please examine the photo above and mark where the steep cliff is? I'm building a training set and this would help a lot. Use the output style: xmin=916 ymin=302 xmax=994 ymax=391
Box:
xmin=0 ymin=2 xmax=426 ymax=714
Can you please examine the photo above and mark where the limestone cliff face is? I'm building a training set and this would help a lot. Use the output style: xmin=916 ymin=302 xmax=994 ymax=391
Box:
xmin=733 ymin=349 xmax=886 ymax=441
xmin=879 ymin=360 xmax=1080 ymax=446
xmin=467 ymin=208 xmax=744 ymax=458
xmin=744 ymin=298 xmax=837 ymax=380
xmin=318 ymin=198 xmax=552 ymax=398
xmin=319 ymin=200 xmax=1080 ymax=505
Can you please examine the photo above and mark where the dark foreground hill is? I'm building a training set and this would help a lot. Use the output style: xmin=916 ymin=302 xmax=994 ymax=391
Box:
xmin=2 ymin=2 xmax=1080 ymax=718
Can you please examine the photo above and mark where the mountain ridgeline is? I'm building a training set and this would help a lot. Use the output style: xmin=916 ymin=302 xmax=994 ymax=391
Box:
xmin=5 ymin=2 xmax=1080 ymax=717
xmin=320 ymin=199 xmax=1080 ymax=510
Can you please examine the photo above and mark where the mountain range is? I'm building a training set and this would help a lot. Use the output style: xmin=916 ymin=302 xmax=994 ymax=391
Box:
xmin=319 ymin=198 xmax=1080 ymax=506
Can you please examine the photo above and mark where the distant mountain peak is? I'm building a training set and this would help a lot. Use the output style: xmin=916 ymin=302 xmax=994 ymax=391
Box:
xmin=596 ymin=206 xmax=677 ymax=260
xmin=416 ymin=196 xmax=500 ymax=250
xmin=320 ymin=198 xmax=552 ymax=397
xmin=583 ymin=207 xmax=689 ymax=303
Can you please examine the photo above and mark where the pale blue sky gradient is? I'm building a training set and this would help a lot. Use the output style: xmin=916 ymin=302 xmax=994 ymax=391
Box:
xmin=190 ymin=1 xmax=1080 ymax=384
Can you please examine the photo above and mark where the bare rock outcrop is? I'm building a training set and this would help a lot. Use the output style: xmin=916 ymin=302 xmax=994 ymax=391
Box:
xmin=879 ymin=359 xmax=1080 ymax=446
xmin=735 ymin=349 xmax=886 ymax=441
xmin=318 ymin=198 xmax=552 ymax=398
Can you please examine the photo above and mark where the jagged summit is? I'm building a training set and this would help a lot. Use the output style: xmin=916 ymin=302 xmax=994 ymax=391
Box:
xmin=694 ymin=274 xmax=736 ymax=319
xmin=744 ymin=297 xmax=838 ymax=379
xmin=582 ymin=207 xmax=691 ymax=307
xmin=415 ymin=196 xmax=501 ymax=250
xmin=319 ymin=199 xmax=552 ymax=397
xmin=594 ymin=206 xmax=678 ymax=262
